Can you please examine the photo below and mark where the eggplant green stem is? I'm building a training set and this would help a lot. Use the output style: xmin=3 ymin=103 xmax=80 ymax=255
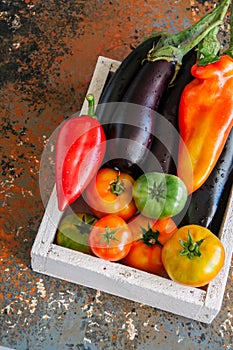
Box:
xmin=225 ymin=1 xmax=233 ymax=58
xmin=198 ymin=0 xmax=231 ymax=65
xmin=148 ymin=21 xmax=221 ymax=64
xmin=86 ymin=93 xmax=96 ymax=119
xmin=147 ymin=0 xmax=230 ymax=68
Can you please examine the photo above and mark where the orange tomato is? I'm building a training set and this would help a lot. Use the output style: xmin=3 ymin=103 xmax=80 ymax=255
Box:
xmin=84 ymin=168 xmax=137 ymax=221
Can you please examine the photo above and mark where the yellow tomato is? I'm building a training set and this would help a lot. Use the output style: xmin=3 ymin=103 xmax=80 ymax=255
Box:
xmin=161 ymin=225 xmax=225 ymax=287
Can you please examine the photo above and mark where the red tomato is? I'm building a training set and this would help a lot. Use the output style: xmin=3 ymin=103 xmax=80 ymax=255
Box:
xmin=122 ymin=216 xmax=177 ymax=275
xmin=88 ymin=215 xmax=133 ymax=261
xmin=84 ymin=168 xmax=137 ymax=221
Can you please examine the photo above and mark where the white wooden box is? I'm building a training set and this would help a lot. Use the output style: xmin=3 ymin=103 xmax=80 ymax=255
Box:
xmin=31 ymin=56 xmax=233 ymax=323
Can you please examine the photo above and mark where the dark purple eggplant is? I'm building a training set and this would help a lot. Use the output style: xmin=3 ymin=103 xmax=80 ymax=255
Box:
xmin=143 ymin=49 xmax=197 ymax=175
xmin=106 ymin=60 xmax=175 ymax=177
xmin=209 ymin=168 xmax=232 ymax=235
xmin=97 ymin=35 xmax=162 ymax=134
xmin=98 ymin=35 xmax=161 ymax=105
xmin=179 ymin=128 xmax=233 ymax=231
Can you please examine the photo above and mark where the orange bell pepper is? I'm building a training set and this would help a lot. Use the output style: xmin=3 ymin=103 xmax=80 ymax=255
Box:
xmin=177 ymin=54 xmax=233 ymax=193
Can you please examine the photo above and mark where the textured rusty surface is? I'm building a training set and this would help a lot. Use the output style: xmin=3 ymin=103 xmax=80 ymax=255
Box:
xmin=0 ymin=0 xmax=232 ymax=349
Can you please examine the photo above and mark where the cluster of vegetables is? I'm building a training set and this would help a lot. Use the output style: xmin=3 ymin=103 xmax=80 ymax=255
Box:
xmin=55 ymin=0 xmax=233 ymax=288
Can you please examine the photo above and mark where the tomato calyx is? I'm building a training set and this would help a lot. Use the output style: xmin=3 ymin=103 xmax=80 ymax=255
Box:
xmin=99 ymin=226 xmax=119 ymax=248
xmin=110 ymin=173 xmax=126 ymax=196
xmin=73 ymin=214 xmax=96 ymax=235
xmin=148 ymin=180 xmax=166 ymax=202
xmin=179 ymin=230 xmax=204 ymax=260
xmin=140 ymin=223 xmax=163 ymax=247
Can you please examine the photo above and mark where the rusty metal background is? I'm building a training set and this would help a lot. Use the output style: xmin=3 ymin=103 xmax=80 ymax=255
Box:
xmin=0 ymin=1 xmax=232 ymax=349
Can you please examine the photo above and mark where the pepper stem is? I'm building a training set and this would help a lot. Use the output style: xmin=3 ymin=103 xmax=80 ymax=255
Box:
xmin=86 ymin=93 xmax=96 ymax=118
xmin=147 ymin=0 xmax=230 ymax=68
xmin=225 ymin=1 xmax=233 ymax=58
xmin=198 ymin=0 xmax=231 ymax=65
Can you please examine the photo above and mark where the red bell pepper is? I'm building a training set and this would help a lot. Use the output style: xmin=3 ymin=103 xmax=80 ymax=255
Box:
xmin=56 ymin=94 xmax=106 ymax=211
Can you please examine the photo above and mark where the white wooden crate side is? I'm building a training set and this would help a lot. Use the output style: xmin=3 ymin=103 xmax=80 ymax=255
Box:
xmin=31 ymin=186 xmax=63 ymax=271
xmin=42 ymin=244 xmax=207 ymax=322
xmin=80 ymin=56 xmax=120 ymax=115
xmin=31 ymin=56 xmax=233 ymax=324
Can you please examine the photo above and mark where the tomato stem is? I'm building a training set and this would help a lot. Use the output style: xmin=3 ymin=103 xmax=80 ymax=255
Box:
xmin=148 ymin=180 xmax=166 ymax=201
xmin=73 ymin=214 xmax=96 ymax=235
xmin=99 ymin=226 xmax=119 ymax=248
xmin=110 ymin=173 xmax=126 ymax=196
xmin=179 ymin=230 xmax=204 ymax=260
xmin=140 ymin=223 xmax=163 ymax=247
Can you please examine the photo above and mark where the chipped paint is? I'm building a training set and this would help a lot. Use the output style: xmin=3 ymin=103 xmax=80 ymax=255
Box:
xmin=36 ymin=279 xmax=46 ymax=298
xmin=220 ymin=311 xmax=233 ymax=335
xmin=125 ymin=318 xmax=138 ymax=341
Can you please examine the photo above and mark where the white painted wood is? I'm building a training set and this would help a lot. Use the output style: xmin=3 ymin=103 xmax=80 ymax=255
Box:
xmin=43 ymin=244 xmax=207 ymax=321
xmin=81 ymin=56 xmax=120 ymax=115
xmin=31 ymin=56 xmax=233 ymax=324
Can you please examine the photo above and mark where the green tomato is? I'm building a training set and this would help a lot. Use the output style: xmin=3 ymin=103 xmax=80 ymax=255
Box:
xmin=132 ymin=172 xmax=187 ymax=219
xmin=56 ymin=212 xmax=98 ymax=254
